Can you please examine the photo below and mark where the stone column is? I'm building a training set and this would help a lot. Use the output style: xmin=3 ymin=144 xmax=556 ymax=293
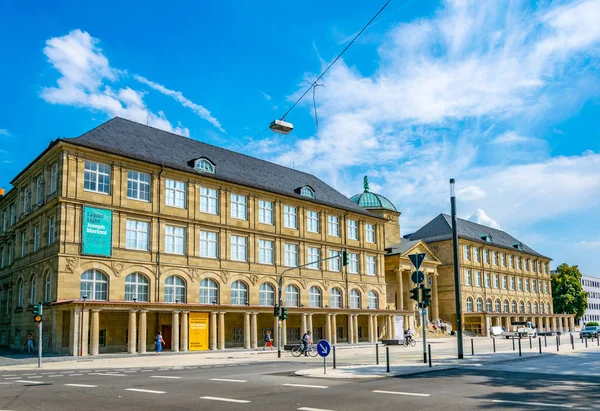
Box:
xmin=482 ymin=316 xmax=490 ymax=337
xmin=368 ymin=314 xmax=374 ymax=343
xmin=81 ymin=308 xmax=89 ymax=356
xmin=386 ymin=315 xmax=392 ymax=339
xmin=273 ymin=316 xmax=279 ymax=347
xmin=331 ymin=315 xmax=337 ymax=345
xmin=353 ymin=314 xmax=359 ymax=343
xmin=138 ymin=310 xmax=147 ymax=354
xmin=301 ymin=313 xmax=308 ymax=336
xmin=282 ymin=319 xmax=287 ymax=345
xmin=251 ymin=312 xmax=258 ymax=349
xmin=551 ymin=317 xmax=557 ymax=332
xmin=569 ymin=317 xmax=575 ymax=332
xmin=307 ymin=314 xmax=313 ymax=336
xmin=504 ymin=316 xmax=511 ymax=331
xmin=390 ymin=315 xmax=396 ymax=340
xmin=218 ymin=312 xmax=225 ymax=350
xmin=210 ymin=312 xmax=217 ymax=350
xmin=90 ymin=309 xmax=100 ymax=356
xmin=396 ymin=269 xmax=403 ymax=310
xmin=171 ymin=311 xmax=180 ymax=352
xmin=68 ymin=307 xmax=80 ymax=356
xmin=325 ymin=314 xmax=332 ymax=342
xmin=244 ymin=312 xmax=251 ymax=349
xmin=128 ymin=310 xmax=137 ymax=354
xmin=348 ymin=314 xmax=354 ymax=344
xmin=180 ymin=311 xmax=189 ymax=352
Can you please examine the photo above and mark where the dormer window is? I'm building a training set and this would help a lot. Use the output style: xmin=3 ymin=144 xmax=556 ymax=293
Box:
xmin=194 ymin=158 xmax=215 ymax=174
xmin=513 ymin=242 xmax=523 ymax=250
xmin=300 ymin=186 xmax=314 ymax=198
xmin=481 ymin=233 xmax=493 ymax=243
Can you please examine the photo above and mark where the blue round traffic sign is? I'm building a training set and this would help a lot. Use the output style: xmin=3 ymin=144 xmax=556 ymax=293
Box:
xmin=316 ymin=340 xmax=331 ymax=357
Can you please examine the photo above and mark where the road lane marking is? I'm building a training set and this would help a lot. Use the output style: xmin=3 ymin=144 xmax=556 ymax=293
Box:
xmin=373 ymin=390 xmax=430 ymax=397
xmin=200 ymin=396 xmax=250 ymax=403
xmin=67 ymin=374 xmax=83 ymax=376
xmin=49 ymin=375 xmax=62 ymax=378
xmin=283 ymin=383 xmax=329 ymax=389
xmin=150 ymin=376 xmax=182 ymax=379
xmin=210 ymin=378 xmax=247 ymax=383
xmin=27 ymin=376 xmax=43 ymax=379
xmin=94 ymin=373 xmax=126 ymax=377
xmin=14 ymin=380 xmax=45 ymax=384
xmin=1 ymin=375 xmax=17 ymax=377
xmin=298 ymin=408 xmax=336 ymax=411
xmin=22 ymin=373 xmax=37 ymax=376
xmin=65 ymin=384 xmax=98 ymax=388
xmin=4 ymin=377 xmax=20 ymax=380
xmin=125 ymin=388 xmax=166 ymax=394
xmin=491 ymin=400 xmax=574 ymax=408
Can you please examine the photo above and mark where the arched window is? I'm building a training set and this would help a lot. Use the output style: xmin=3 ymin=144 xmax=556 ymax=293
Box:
xmin=495 ymin=299 xmax=501 ymax=313
xmin=533 ymin=302 xmax=538 ymax=314
xmin=504 ymin=299 xmax=509 ymax=313
xmin=308 ymin=286 xmax=322 ymax=308
xmin=511 ymin=300 xmax=517 ymax=313
xmin=466 ymin=297 xmax=473 ymax=312
xmin=546 ymin=303 xmax=551 ymax=314
xmin=17 ymin=279 xmax=24 ymax=307
xmin=540 ymin=303 xmax=545 ymax=314
xmin=231 ymin=281 xmax=248 ymax=305
xmin=350 ymin=289 xmax=361 ymax=309
xmin=200 ymin=278 xmax=219 ymax=304
xmin=368 ymin=291 xmax=379 ymax=309
xmin=519 ymin=301 xmax=525 ymax=314
xmin=194 ymin=158 xmax=215 ymax=173
xmin=125 ymin=273 xmax=149 ymax=302
xmin=486 ymin=299 xmax=492 ymax=312
xmin=476 ymin=297 xmax=483 ymax=312
xmin=259 ymin=283 xmax=275 ymax=306
xmin=300 ymin=186 xmax=314 ymax=198
xmin=30 ymin=275 xmax=37 ymax=305
xmin=164 ymin=275 xmax=186 ymax=303
xmin=285 ymin=285 xmax=300 ymax=307
xmin=44 ymin=273 xmax=52 ymax=302
xmin=80 ymin=269 xmax=108 ymax=301
xmin=526 ymin=302 xmax=532 ymax=314
xmin=330 ymin=287 xmax=342 ymax=308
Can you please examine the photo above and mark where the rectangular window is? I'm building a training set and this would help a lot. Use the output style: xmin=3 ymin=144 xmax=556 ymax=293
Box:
xmin=230 ymin=235 xmax=247 ymax=261
xmin=366 ymin=256 xmax=376 ymax=276
xmin=36 ymin=175 xmax=44 ymax=204
xmin=127 ymin=171 xmax=151 ymax=202
xmin=463 ymin=245 xmax=471 ymax=261
xmin=47 ymin=216 xmax=55 ymax=246
xmin=258 ymin=240 xmax=273 ymax=264
xmin=165 ymin=225 xmax=185 ymax=255
xmin=84 ymin=160 xmax=111 ymax=194
xmin=7 ymin=245 xmax=12 ymax=265
xmin=21 ymin=230 xmax=27 ymax=257
xmin=33 ymin=224 xmax=40 ymax=252
xmin=465 ymin=270 xmax=472 ymax=286
xmin=230 ymin=194 xmax=247 ymax=220
xmin=307 ymin=247 xmax=320 ymax=270
xmin=10 ymin=203 xmax=15 ymax=226
xmin=284 ymin=244 xmax=298 ymax=267
xmin=524 ymin=258 xmax=529 ymax=271
xmin=544 ymin=282 xmax=549 ymax=293
xmin=509 ymin=256 xmax=514 ymax=268
xmin=493 ymin=251 xmax=498 ymax=266
xmin=306 ymin=211 xmax=319 ymax=233
xmin=484 ymin=249 xmax=489 ymax=264
xmin=23 ymin=188 xmax=31 ymax=213
xmin=517 ymin=257 xmax=522 ymax=270
xmin=525 ymin=279 xmax=530 ymax=292
xmin=501 ymin=253 xmax=506 ymax=267
xmin=532 ymin=280 xmax=537 ymax=293
xmin=348 ymin=253 xmax=359 ymax=274
xmin=200 ymin=187 xmax=218 ymax=214
xmin=258 ymin=200 xmax=274 ymax=225
xmin=502 ymin=275 xmax=507 ymax=289
xmin=538 ymin=281 xmax=543 ymax=293
xmin=475 ymin=271 xmax=481 ymax=287
xmin=165 ymin=179 xmax=186 ymax=208
xmin=365 ymin=224 xmax=375 ymax=243
xmin=200 ymin=231 xmax=218 ymax=258
xmin=348 ymin=220 xmax=358 ymax=240
xmin=485 ymin=273 xmax=491 ymax=288
xmin=494 ymin=274 xmax=499 ymax=288
xmin=2 ymin=211 xmax=6 ymax=232
xmin=327 ymin=215 xmax=339 ymax=237
xmin=0 ymin=247 xmax=4 ymax=268
xmin=474 ymin=247 xmax=480 ymax=262
xmin=126 ymin=220 xmax=149 ymax=251
xmin=510 ymin=276 xmax=515 ymax=290
xmin=50 ymin=162 xmax=58 ymax=194
xmin=328 ymin=250 xmax=340 ymax=272
xmin=518 ymin=278 xmax=523 ymax=291
xmin=283 ymin=206 xmax=297 ymax=229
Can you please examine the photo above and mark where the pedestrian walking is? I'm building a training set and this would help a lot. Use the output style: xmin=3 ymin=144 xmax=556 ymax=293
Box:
xmin=27 ymin=333 xmax=35 ymax=355
xmin=155 ymin=331 xmax=165 ymax=355
xmin=263 ymin=330 xmax=273 ymax=350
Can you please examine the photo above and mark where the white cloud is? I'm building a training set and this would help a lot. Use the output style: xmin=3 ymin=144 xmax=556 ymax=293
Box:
xmin=0 ymin=129 xmax=10 ymax=136
xmin=457 ymin=186 xmax=486 ymax=201
xmin=260 ymin=91 xmax=272 ymax=101
xmin=577 ymin=240 xmax=600 ymax=249
xmin=491 ymin=132 xmax=540 ymax=145
xmin=468 ymin=209 xmax=501 ymax=229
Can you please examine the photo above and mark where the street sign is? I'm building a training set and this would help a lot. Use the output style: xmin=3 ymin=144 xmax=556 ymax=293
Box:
xmin=317 ymin=340 xmax=331 ymax=357
xmin=411 ymin=270 xmax=425 ymax=284
xmin=409 ymin=253 xmax=426 ymax=271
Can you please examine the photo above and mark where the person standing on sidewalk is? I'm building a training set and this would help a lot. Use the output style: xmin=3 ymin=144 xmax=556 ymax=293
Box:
xmin=27 ymin=333 xmax=35 ymax=354
xmin=155 ymin=331 xmax=165 ymax=355
xmin=263 ymin=330 xmax=273 ymax=350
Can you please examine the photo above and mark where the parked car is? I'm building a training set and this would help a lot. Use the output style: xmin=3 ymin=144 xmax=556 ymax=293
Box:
xmin=580 ymin=326 xmax=600 ymax=338
xmin=489 ymin=326 xmax=505 ymax=337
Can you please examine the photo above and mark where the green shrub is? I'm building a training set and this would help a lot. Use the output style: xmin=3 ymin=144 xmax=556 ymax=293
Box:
xmin=585 ymin=321 xmax=599 ymax=327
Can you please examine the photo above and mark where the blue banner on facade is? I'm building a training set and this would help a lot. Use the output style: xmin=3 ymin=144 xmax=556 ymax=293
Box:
xmin=82 ymin=206 xmax=113 ymax=256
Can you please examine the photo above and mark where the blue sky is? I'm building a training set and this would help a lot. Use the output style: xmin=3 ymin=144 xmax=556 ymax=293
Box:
xmin=0 ymin=0 xmax=599 ymax=275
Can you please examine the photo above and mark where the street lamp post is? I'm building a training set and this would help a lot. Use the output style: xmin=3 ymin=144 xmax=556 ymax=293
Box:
xmin=450 ymin=178 xmax=464 ymax=359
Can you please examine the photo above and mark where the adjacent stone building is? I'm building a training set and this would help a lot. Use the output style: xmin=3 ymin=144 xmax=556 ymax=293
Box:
xmin=580 ymin=275 xmax=600 ymax=327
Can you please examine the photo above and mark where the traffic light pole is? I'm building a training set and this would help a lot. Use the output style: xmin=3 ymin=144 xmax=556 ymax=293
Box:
xmin=450 ymin=178 xmax=464 ymax=359
xmin=421 ymin=297 xmax=427 ymax=363
xmin=38 ymin=304 xmax=43 ymax=368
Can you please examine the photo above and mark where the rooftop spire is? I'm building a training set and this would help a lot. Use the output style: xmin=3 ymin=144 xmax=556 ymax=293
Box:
xmin=363 ymin=175 xmax=370 ymax=192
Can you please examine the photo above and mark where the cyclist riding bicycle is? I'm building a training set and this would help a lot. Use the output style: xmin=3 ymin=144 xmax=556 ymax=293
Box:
xmin=404 ymin=328 xmax=413 ymax=344
xmin=300 ymin=331 xmax=312 ymax=356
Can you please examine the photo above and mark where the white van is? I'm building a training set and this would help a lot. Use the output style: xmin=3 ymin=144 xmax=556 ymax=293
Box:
xmin=489 ymin=326 xmax=504 ymax=337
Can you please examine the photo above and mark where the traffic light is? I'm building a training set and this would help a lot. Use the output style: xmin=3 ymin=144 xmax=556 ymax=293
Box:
xmin=422 ymin=287 xmax=432 ymax=308
xmin=280 ymin=307 xmax=288 ymax=321
xmin=274 ymin=305 xmax=280 ymax=318
xmin=33 ymin=303 xmax=42 ymax=322
xmin=341 ymin=251 xmax=349 ymax=266
xmin=410 ymin=287 xmax=421 ymax=302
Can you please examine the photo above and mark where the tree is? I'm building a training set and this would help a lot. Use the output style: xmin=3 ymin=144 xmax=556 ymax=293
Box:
xmin=551 ymin=263 xmax=588 ymax=320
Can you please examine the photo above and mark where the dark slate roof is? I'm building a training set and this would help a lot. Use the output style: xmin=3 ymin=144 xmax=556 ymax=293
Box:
xmin=60 ymin=118 xmax=376 ymax=217
xmin=408 ymin=214 xmax=548 ymax=258
xmin=386 ymin=239 xmax=421 ymax=256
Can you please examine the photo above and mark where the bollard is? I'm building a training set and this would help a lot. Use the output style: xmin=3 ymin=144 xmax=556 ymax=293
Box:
xmin=585 ymin=336 xmax=588 ymax=348
xmin=598 ymin=335 xmax=599 ymax=347
xmin=333 ymin=346 xmax=337 ymax=369
xmin=518 ymin=337 xmax=522 ymax=357
xmin=376 ymin=343 xmax=379 ymax=365
xmin=556 ymin=335 xmax=559 ymax=352
xmin=493 ymin=337 xmax=496 ymax=353
xmin=428 ymin=344 xmax=432 ymax=368
xmin=544 ymin=335 xmax=547 ymax=348
xmin=529 ymin=336 xmax=532 ymax=349
xmin=538 ymin=337 xmax=542 ymax=354
xmin=386 ymin=346 xmax=390 ymax=373
xmin=571 ymin=334 xmax=574 ymax=350
xmin=512 ymin=337 xmax=515 ymax=351
xmin=471 ymin=338 xmax=474 ymax=356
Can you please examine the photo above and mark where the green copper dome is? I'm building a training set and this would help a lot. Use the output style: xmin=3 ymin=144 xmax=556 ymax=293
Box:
xmin=350 ymin=176 xmax=397 ymax=211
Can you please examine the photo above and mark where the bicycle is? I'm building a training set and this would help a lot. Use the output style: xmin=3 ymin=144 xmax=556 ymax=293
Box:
xmin=403 ymin=337 xmax=417 ymax=347
xmin=291 ymin=344 xmax=318 ymax=357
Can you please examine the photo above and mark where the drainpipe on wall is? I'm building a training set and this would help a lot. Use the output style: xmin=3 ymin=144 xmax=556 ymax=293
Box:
xmin=156 ymin=166 xmax=164 ymax=329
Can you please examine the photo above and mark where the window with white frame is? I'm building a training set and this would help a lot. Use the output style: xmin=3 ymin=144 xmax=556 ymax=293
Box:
xmin=84 ymin=160 xmax=111 ymax=194
xmin=165 ymin=226 xmax=185 ymax=254
xmin=9 ymin=203 xmax=15 ymax=226
xmin=33 ymin=224 xmax=40 ymax=252
xmin=47 ymin=216 xmax=55 ymax=246
xmin=200 ymin=278 xmax=219 ymax=304
xmin=466 ymin=297 xmax=473 ymax=312
xmin=510 ymin=276 xmax=515 ymax=290
xmin=350 ymin=289 xmax=361 ymax=309
xmin=1 ymin=210 xmax=6 ymax=233
xmin=465 ymin=270 xmax=472 ymax=286
xmin=23 ymin=188 xmax=31 ymax=213
xmin=366 ymin=256 xmax=376 ymax=276
xmin=194 ymin=159 xmax=215 ymax=173
xmin=484 ymin=249 xmax=489 ymax=264
xmin=200 ymin=187 xmax=218 ymax=214
xmin=283 ymin=205 xmax=297 ymax=229
xmin=463 ymin=245 xmax=471 ymax=260
xmin=485 ymin=273 xmax=491 ymax=288
xmin=127 ymin=171 xmax=150 ymax=202
xmin=285 ymin=285 xmax=300 ymax=307
xmin=517 ymin=257 xmax=522 ymax=270
xmin=538 ymin=281 xmax=542 ymax=293
xmin=21 ymin=229 xmax=26 ymax=257
xmin=348 ymin=220 xmax=358 ymax=240
xmin=80 ymin=269 xmax=108 ymax=300
xmin=532 ymin=279 xmax=537 ymax=293
xmin=231 ymin=281 xmax=248 ymax=305
xmin=518 ymin=278 xmax=523 ymax=291
xmin=126 ymin=220 xmax=149 ymax=251
xmin=525 ymin=279 xmax=530 ymax=292
xmin=30 ymin=275 xmax=37 ymax=305
xmin=230 ymin=194 xmax=247 ymax=220
xmin=165 ymin=179 xmax=186 ymax=208
xmin=259 ymin=283 xmax=275 ymax=306
xmin=125 ymin=273 xmax=149 ymax=302
xmin=0 ymin=247 xmax=4 ymax=269
xmin=509 ymin=255 xmax=514 ymax=268
xmin=17 ymin=280 xmax=24 ymax=307
xmin=494 ymin=274 xmax=499 ymax=288
xmin=306 ymin=211 xmax=319 ymax=233
xmin=524 ymin=258 xmax=528 ymax=271
xmin=476 ymin=298 xmax=483 ymax=312
xmin=544 ymin=282 xmax=549 ymax=294
xmin=504 ymin=300 xmax=510 ymax=313
xmin=301 ymin=187 xmax=314 ymax=198
xmin=284 ymin=243 xmax=298 ymax=267
xmin=328 ymin=250 xmax=340 ymax=272
xmin=36 ymin=176 xmax=44 ymax=205
xmin=258 ymin=239 xmax=274 ymax=264
xmin=365 ymin=223 xmax=375 ymax=243
xmin=230 ymin=235 xmax=247 ymax=261
xmin=50 ymin=162 xmax=58 ymax=194
xmin=348 ymin=253 xmax=359 ymax=274
xmin=486 ymin=299 xmax=492 ymax=312
xmin=474 ymin=247 xmax=480 ymax=262
xmin=368 ymin=291 xmax=378 ymax=309
xmin=7 ymin=243 xmax=12 ymax=265
xmin=327 ymin=215 xmax=339 ymax=237
xmin=330 ymin=288 xmax=342 ymax=308
xmin=475 ymin=271 xmax=481 ymax=287
xmin=493 ymin=251 xmax=498 ymax=265
xmin=258 ymin=200 xmax=273 ymax=225
xmin=199 ymin=231 xmax=218 ymax=258
xmin=308 ymin=286 xmax=322 ymax=308
xmin=501 ymin=253 xmax=506 ymax=267
xmin=496 ymin=299 xmax=502 ymax=312
xmin=502 ymin=275 xmax=507 ymax=289
xmin=307 ymin=247 xmax=320 ymax=270
xmin=164 ymin=275 xmax=186 ymax=303
xmin=44 ymin=273 xmax=52 ymax=302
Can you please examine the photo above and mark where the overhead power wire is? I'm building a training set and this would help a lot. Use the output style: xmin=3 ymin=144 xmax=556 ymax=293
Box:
xmin=236 ymin=127 xmax=270 ymax=152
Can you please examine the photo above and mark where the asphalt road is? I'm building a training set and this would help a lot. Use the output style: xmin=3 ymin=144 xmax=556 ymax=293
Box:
xmin=1 ymin=352 xmax=600 ymax=411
